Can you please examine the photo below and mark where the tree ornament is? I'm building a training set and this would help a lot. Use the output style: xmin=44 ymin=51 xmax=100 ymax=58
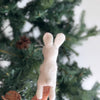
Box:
xmin=1 ymin=90 xmax=21 ymax=100
xmin=20 ymin=36 xmax=31 ymax=44
xmin=35 ymin=32 xmax=65 ymax=100
xmin=32 ymin=86 xmax=50 ymax=100
xmin=16 ymin=36 xmax=31 ymax=49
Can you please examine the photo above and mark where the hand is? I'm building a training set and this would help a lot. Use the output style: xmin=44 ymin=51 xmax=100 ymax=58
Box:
xmin=1 ymin=96 xmax=7 ymax=100
xmin=32 ymin=86 xmax=50 ymax=100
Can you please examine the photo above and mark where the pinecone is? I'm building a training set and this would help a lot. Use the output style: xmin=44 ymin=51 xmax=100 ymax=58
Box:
xmin=1 ymin=90 xmax=21 ymax=100
xmin=16 ymin=36 xmax=31 ymax=49
xmin=20 ymin=36 xmax=31 ymax=44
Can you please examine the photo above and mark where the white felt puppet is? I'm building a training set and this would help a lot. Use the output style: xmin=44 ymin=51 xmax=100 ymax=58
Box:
xmin=36 ymin=32 xmax=65 ymax=100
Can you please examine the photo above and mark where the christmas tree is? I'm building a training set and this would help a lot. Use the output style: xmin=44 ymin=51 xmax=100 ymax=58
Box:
xmin=0 ymin=0 xmax=100 ymax=100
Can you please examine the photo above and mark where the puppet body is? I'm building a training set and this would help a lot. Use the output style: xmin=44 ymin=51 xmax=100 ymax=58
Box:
xmin=36 ymin=33 xmax=65 ymax=100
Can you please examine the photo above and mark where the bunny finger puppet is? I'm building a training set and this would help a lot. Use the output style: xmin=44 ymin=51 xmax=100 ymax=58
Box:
xmin=36 ymin=32 xmax=65 ymax=100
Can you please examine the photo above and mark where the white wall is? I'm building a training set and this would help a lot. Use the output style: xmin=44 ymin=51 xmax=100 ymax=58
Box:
xmin=74 ymin=0 xmax=100 ymax=92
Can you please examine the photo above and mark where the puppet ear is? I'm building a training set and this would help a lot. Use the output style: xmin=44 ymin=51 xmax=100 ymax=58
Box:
xmin=43 ymin=32 xmax=53 ymax=47
xmin=54 ymin=33 xmax=65 ymax=48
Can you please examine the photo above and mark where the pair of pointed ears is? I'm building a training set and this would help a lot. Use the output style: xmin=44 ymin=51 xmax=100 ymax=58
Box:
xmin=43 ymin=32 xmax=66 ymax=48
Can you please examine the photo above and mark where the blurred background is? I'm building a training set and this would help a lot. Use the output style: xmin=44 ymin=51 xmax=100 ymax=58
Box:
xmin=0 ymin=0 xmax=100 ymax=99
xmin=74 ymin=0 xmax=100 ymax=92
